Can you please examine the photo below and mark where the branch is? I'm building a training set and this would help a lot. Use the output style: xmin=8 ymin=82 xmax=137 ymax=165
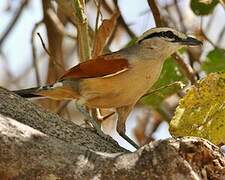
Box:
xmin=0 ymin=0 xmax=29 ymax=48
xmin=0 ymin=116 xmax=224 ymax=178
xmin=147 ymin=0 xmax=163 ymax=27
xmin=42 ymin=0 xmax=65 ymax=81
xmin=0 ymin=88 xmax=225 ymax=178
xmin=56 ymin=0 xmax=91 ymax=61
xmin=72 ymin=0 xmax=91 ymax=61
xmin=41 ymin=0 xmax=68 ymax=111
xmin=172 ymin=53 xmax=196 ymax=84
xmin=37 ymin=32 xmax=51 ymax=56
xmin=113 ymin=0 xmax=136 ymax=38
xmin=0 ymin=87 xmax=123 ymax=153
xmin=47 ymin=8 xmax=76 ymax=39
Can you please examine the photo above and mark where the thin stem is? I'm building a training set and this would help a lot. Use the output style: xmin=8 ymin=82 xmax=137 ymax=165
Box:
xmin=37 ymin=33 xmax=51 ymax=56
xmin=36 ymin=32 xmax=65 ymax=71
xmin=147 ymin=0 xmax=163 ymax=27
xmin=92 ymin=0 xmax=103 ymax=55
xmin=142 ymin=81 xmax=185 ymax=98
xmin=31 ymin=21 xmax=43 ymax=86
xmin=72 ymin=0 xmax=91 ymax=61
xmin=172 ymin=53 xmax=196 ymax=85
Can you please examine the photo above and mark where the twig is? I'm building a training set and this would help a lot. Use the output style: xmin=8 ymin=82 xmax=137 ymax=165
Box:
xmin=187 ymin=49 xmax=201 ymax=80
xmin=172 ymin=53 xmax=196 ymax=84
xmin=100 ymin=0 xmax=136 ymax=49
xmin=112 ymin=0 xmax=136 ymax=38
xmin=37 ymin=33 xmax=51 ymax=56
xmin=141 ymin=81 xmax=185 ymax=98
xmin=204 ymin=35 xmax=217 ymax=48
xmin=31 ymin=21 xmax=43 ymax=86
xmin=101 ymin=0 xmax=114 ymax=14
xmin=92 ymin=0 xmax=103 ymax=54
xmin=93 ymin=0 xmax=103 ymax=22
xmin=72 ymin=0 xmax=91 ymax=61
xmin=201 ymin=28 xmax=218 ymax=48
xmin=147 ymin=0 xmax=163 ymax=27
xmin=94 ymin=0 xmax=102 ymax=34
xmin=47 ymin=9 xmax=76 ymax=40
xmin=9 ymin=45 xmax=65 ymax=85
xmin=40 ymin=0 xmax=66 ymax=112
xmin=174 ymin=0 xmax=187 ymax=32
xmin=0 ymin=0 xmax=28 ymax=48
xmin=36 ymin=32 xmax=64 ymax=71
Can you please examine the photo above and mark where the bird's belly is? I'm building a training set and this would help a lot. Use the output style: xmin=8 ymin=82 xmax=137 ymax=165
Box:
xmin=79 ymin=61 xmax=163 ymax=108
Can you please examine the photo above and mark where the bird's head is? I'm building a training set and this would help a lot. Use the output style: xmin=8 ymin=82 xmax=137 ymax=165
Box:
xmin=137 ymin=27 xmax=202 ymax=59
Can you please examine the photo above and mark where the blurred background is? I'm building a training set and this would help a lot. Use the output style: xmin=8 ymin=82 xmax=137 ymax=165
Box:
xmin=0 ymin=0 xmax=225 ymax=151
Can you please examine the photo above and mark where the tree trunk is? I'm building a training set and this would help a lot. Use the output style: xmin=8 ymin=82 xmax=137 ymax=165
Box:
xmin=0 ymin=87 xmax=224 ymax=179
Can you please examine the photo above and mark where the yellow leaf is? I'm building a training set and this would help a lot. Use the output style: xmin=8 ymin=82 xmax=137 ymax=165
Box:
xmin=92 ymin=13 xmax=118 ymax=58
xmin=170 ymin=72 xmax=225 ymax=145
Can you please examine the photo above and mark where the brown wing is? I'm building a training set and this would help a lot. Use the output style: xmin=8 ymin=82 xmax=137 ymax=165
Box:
xmin=60 ymin=56 xmax=129 ymax=80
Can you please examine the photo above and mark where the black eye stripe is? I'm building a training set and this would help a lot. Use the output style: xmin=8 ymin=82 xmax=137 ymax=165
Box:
xmin=139 ymin=30 xmax=182 ymax=43
xmin=165 ymin=31 xmax=174 ymax=38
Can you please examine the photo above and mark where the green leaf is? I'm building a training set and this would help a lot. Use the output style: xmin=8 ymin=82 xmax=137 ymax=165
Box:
xmin=125 ymin=37 xmax=138 ymax=48
xmin=178 ymin=47 xmax=187 ymax=54
xmin=170 ymin=72 xmax=225 ymax=145
xmin=202 ymin=48 xmax=225 ymax=73
xmin=190 ymin=0 xmax=219 ymax=15
xmin=141 ymin=57 xmax=187 ymax=107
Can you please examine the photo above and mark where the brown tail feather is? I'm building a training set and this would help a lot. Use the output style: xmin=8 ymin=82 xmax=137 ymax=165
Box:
xmin=13 ymin=84 xmax=79 ymax=100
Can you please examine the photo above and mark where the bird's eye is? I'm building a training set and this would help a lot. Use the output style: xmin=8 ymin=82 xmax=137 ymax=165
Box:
xmin=165 ymin=31 xmax=174 ymax=38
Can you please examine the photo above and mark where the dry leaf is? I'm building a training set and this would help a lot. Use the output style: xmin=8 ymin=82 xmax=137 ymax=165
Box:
xmin=92 ymin=13 xmax=118 ymax=58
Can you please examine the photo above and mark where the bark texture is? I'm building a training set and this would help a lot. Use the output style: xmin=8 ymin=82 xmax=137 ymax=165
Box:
xmin=0 ymin=87 xmax=225 ymax=179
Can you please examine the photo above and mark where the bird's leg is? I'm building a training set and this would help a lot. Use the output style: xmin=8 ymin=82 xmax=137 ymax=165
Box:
xmin=116 ymin=105 xmax=139 ymax=149
xmin=75 ymin=103 xmax=110 ymax=140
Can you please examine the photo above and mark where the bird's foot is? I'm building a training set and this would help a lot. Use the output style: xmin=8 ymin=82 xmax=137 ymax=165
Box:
xmin=120 ymin=132 xmax=139 ymax=149
xmin=75 ymin=103 xmax=112 ymax=141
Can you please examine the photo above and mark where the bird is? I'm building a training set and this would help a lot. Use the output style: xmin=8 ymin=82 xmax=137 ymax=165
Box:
xmin=13 ymin=27 xmax=202 ymax=148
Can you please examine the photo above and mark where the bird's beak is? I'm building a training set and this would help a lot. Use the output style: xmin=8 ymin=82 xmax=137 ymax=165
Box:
xmin=180 ymin=36 xmax=202 ymax=46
